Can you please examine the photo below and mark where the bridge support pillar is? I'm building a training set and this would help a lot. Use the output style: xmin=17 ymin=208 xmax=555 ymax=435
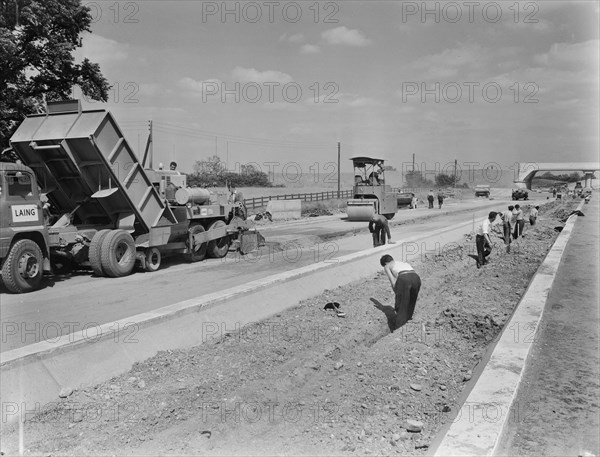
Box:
xmin=583 ymin=171 xmax=594 ymax=188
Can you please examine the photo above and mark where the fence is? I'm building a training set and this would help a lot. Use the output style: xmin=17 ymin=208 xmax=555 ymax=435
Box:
xmin=244 ymin=189 xmax=354 ymax=210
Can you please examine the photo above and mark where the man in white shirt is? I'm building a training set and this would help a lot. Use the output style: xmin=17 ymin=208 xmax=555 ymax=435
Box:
xmin=380 ymin=254 xmax=421 ymax=330
xmin=475 ymin=211 xmax=498 ymax=268
xmin=529 ymin=205 xmax=539 ymax=225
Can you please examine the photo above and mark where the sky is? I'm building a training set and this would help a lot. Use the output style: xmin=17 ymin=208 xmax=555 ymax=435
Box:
xmin=73 ymin=0 xmax=600 ymax=180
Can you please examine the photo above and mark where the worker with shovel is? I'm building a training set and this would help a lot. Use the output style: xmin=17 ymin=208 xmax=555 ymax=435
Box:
xmin=369 ymin=213 xmax=392 ymax=247
xmin=380 ymin=254 xmax=421 ymax=330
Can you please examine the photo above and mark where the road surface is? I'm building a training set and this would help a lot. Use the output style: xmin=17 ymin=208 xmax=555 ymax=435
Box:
xmin=0 ymin=195 xmax=545 ymax=352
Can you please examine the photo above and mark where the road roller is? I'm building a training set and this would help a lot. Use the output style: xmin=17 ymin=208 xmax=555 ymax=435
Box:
xmin=4 ymin=100 xmax=264 ymax=291
xmin=346 ymin=156 xmax=397 ymax=221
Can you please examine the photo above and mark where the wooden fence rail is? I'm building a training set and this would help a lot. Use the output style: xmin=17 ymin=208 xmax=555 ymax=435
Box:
xmin=244 ymin=189 xmax=354 ymax=210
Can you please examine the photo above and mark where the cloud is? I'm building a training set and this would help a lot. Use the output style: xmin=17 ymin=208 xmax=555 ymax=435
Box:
xmin=321 ymin=26 xmax=372 ymax=46
xmin=288 ymin=33 xmax=305 ymax=43
xmin=533 ymin=40 xmax=599 ymax=70
xmin=178 ymin=77 xmax=223 ymax=96
xmin=231 ymin=66 xmax=293 ymax=84
xmin=401 ymin=43 xmax=488 ymax=80
xmin=74 ymin=33 xmax=129 ymax=64
xmin=300 ymin=44 xmax=320 ymax=54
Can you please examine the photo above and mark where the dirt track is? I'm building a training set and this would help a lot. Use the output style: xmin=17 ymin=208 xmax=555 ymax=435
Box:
xmin=1 ymin=201 xmax=578 ymax=456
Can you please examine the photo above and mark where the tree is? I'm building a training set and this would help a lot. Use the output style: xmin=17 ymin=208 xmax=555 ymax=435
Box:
xmin=0 ymin=0 xmax=111 ymax=154
xmin=193 ymin=155 xmax=226 ymax=176
xmin=435 ymin=173 xmax=458 ymax=187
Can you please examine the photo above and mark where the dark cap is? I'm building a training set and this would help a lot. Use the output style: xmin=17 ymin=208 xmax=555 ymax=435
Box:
xmin=488 ymin=211 xmax=498 ymax=219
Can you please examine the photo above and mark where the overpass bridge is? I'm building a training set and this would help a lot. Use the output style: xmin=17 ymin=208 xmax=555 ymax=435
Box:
xmin=514 ymin=162 xmax=600 ymax=190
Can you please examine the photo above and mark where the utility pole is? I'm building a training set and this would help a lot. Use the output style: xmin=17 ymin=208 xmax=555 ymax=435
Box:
xmin=148 ymin=120 xmax=153 ymax=169
xmin=337 ymin=141 xmax=341 ymax=199
xmin=454 ymin=159 xmax=457 ymax=188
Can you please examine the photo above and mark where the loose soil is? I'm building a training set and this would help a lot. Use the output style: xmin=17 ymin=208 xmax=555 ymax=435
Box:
xmin=1 ymin=201 xmax=577 ymax=456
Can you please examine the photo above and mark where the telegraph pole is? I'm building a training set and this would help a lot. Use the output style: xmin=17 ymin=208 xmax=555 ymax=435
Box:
xmin=337 ymin=141 xmax=341 ymax=199
xmin=148 ymin=120 xmax=153 ymax=168
xmin=454 ymin=159 xmax=457 ymax=188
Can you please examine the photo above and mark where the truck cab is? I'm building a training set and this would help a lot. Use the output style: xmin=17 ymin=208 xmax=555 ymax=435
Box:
xmin=0 ymin=162 xmax=50 ymax=293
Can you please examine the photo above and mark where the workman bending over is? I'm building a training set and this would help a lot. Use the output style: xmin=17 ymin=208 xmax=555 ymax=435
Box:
xmin=380 ymin=254 xmax=421 ymax=330
xmin=369 ymin=213 xmax=391 ymax=247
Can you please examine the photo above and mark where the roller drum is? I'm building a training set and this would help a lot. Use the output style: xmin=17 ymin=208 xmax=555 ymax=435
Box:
xmin=175 ymin=187 xmax=212 ymax=205
xmin=346 ymin=200 xmax=376 ymax=221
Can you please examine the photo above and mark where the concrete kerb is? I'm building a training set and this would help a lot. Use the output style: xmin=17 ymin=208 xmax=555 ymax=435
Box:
xmin=431 ymin=201 xmax=586 ymax=457
xmin=0 ymin=218 xmax=476 ymax=427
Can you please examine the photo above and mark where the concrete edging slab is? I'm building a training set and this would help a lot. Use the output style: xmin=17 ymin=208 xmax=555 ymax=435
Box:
xmin=432 ymin=201 xmax=585 ymax=456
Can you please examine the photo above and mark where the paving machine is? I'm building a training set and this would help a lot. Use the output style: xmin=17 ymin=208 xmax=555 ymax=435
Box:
xmin=346 ymin=156 xmax=397 ymax=221
xmin=2 ymin=100 xmax=264 ymax=293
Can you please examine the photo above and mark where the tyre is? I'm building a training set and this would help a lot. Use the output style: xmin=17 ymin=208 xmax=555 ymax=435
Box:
xmin=185 ymin=224 xmax=208 ymax=262
xmin=144 ymin=247 xmax=161 ymax=272
xmin=1 ymin=239 xmax=43 ymax=293
xmin=207 ymin=220 xmax=230 ymax=258
xmin=100 ymin=230 xmax=136 ymax=278
xmin=89 ymin=229 xmax=111 ymax=276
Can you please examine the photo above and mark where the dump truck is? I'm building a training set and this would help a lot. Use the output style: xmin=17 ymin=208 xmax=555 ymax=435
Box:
xmin=346 ymin=156 xmax=397 ymax=221
xmin=1 ymin=100 xmax=264 ymax=293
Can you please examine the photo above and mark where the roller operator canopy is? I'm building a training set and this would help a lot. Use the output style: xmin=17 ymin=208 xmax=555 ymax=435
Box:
xmin=350 ymin=156 xmax=386 ymax=168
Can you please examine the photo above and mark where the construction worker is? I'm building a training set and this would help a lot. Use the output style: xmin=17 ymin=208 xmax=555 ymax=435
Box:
xmin=380 ymin=254 xmax=421 ymax=330
xmin=529 ymin=205 xmax=539 ymax=225
xmin=437 ymin=189 xmax=444 ymax=209
xmin=427 ymin=190 xmax=434 ymax=209
xmin=475 ymin=211 xmax=498 ymax=268
xmin=501 ymin=205 xmax=514 ymax=253
xmin=369 ymin=213 xmax=391 ymax=247
xmin=513 ymin=204 xmax=525 ymax=239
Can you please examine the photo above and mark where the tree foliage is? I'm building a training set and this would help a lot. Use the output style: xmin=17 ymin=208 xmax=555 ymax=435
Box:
xmin=435 ymin=173 xmax=459 ymax=187
xmin=188 ymin=155 xmax=273 ymax=187
xmin=404 ymin=170 xmax=434 ymax=188
xmin=0 ymin=0 xmax=111 ymax=153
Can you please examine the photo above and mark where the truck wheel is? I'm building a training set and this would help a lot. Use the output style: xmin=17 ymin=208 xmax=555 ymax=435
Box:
xmin=100 ymin=230 xmax=136 ymax=278
xmin=89 ymin=229 xmax=111 ymax=276
xmin=185 ymin=225 xmax=207 ymax=262
xmin=1 ymin=240 xmax=43 ymax=293
xmin=207 ymin=220 xmax=230 ymax=258
xmin=144 ymin=247 xmax=161 ymax=272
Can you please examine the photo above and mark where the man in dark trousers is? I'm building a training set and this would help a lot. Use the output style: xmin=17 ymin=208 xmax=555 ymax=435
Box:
xmin=427 ymin=190 xmax=435 ymax=209
xmin=501 ymin=205 xmax=514 ymax=253
xmin=475 ymin=211 xmax=498 ymax=268
xmin=369 ymin=213 xmax=391 ymax=247
xmin=437 ymin=189 xmax=445 ymax=209
xmin=380 ymin=254 xmax=421 ymax=330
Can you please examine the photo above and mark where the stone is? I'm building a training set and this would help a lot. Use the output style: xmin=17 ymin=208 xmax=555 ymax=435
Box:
xmin=391 ymin=433 xmax=401 ymax=442
xmin=439 ymin=385 xmax=447 ymax=391
xmin=138 ymin=380 xmax=146 ymax=389
xmin=403 ymin=419 xmax=423 ymax=433
xmin=59 ymin=386 xmax=74 ymax=398
xmin=463 ymin=371 xmax=472 ymax=382
xmin=409 ymin=383 xmax=422 ymax=392
xmin=334 ymin=361 xmax=344 ymax=370
xmin=127 ymin=377 xmax=137 ymax=383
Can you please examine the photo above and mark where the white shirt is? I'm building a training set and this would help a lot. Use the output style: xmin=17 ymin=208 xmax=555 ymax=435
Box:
xmin=391 ymin=261 xmax=414 ymax=274
xmin=476 ymin=218 xmax=492 ymax=236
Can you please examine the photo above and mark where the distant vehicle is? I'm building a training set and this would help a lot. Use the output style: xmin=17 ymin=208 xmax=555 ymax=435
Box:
xmin=396 ymin=192 xmax=414 ymax=207
xmin=512 ymin=189 xmax=529 ymax=200
xmin=474 ymin=185 xmax=490 ymax=198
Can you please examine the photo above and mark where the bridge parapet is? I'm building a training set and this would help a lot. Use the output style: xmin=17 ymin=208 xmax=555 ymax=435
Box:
xmin=514 ymin=162 xmax=600 ymax=190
